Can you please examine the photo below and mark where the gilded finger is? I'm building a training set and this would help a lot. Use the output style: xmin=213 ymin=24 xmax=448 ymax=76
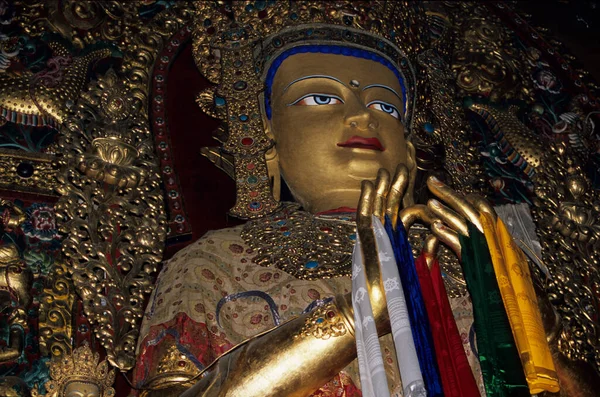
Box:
xmin=356 ymin=183 xmax=386 ymax=324
xmin=399 ymin=204 xmax=437 ymax=230
xmin=466 ymin=194 xmax=497 ymax=221
xmin=423 ymin=235 xmax=440 ymax=268
xmin=426 ymin=176 xmax=483 ymax=232
xmin=357 ymin=180 xmax=375 ymax=229
xmin=428 ymin=199 xmax=469 ymax=236
xmin=385 ymin=164 xmax=409 ymax=230
xmin=373 ymin=168 xmax=390 ymax=223
xmin=431 ymin=221 xmax=461 ymax=260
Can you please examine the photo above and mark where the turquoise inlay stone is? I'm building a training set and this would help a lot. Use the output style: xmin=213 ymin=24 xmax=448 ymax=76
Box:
xmin=316 ymin=318 xmax=324 ymax=324
xmin=215 ymin=96 xmax=226 ymax=106
xmin=424 ymin=122 xmax=435 ymax=134
xmin=247 ymin=176 xmax=258 ymax=184
xmin=283 ymin=232 xmax=291 ymax=237
xmin=233 ymin=80 xmax=247 ymax=91
xmin=349 ymin=233 xmax=356 ymax=241
xmin=305 ymin=261 xmax=319 ymax=269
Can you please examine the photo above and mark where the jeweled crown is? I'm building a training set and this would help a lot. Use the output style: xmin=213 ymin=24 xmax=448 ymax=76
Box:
xmin=191 ymin=1 xmax=427 ymax=219
xmin=33 ymin=344 xmax=116 ymax=397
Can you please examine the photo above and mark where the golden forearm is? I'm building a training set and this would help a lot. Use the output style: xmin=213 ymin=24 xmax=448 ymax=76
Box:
xmin=181 ymin=296 xmax=358 ymax=397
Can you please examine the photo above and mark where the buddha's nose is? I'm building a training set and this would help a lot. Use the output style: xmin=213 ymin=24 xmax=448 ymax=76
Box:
xmin=345 ymin=104 xmax=378 ymax=131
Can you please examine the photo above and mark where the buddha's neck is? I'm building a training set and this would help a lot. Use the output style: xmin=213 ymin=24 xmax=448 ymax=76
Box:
xmin=315 ymin=207 xmax=357 ymax=216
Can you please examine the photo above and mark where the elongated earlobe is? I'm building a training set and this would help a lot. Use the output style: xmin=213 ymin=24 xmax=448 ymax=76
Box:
xmin=403 ymin=141 xmax=417 ymax=208
xmin=259 ymin=91 xmax=281 ymax=202
xmin=265 ymin=146 xmax=281 ymax=202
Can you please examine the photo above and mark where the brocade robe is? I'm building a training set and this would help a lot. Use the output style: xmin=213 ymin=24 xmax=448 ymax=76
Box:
xmin=134 ymin=225 xmax=485 ymax=396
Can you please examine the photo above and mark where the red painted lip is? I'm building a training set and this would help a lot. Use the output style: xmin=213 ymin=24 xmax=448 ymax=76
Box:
xmin=337 ymin=136 xmax=385 ymax=151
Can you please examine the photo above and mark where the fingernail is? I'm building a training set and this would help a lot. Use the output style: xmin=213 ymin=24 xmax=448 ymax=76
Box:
xmin=430 ymin=176 xmax=442 ymax=186
xmin=429 ymin=199 xmax=441 ymax=208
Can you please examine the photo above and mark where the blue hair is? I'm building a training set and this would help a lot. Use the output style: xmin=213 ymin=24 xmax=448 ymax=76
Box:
xmin=264 ymin=45 xmax=407 ymax=119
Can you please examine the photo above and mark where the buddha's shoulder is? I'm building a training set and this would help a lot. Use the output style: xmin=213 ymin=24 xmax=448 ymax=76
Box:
xmin=166 ymin=224 xmax=248 ymax=264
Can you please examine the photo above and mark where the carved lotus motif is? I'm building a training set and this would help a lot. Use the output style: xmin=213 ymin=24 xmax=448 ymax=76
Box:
xmin=92 ymin=137 xmax=138 ymax=166
xmin=553 ymin=203 xmax=599 ymax=243
xmin=78 ymin=137 xmax=145 ymax=188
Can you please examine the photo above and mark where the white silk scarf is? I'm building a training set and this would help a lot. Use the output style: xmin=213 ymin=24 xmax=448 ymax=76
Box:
xmin=352 ymin=216 xmax=426 ymax=397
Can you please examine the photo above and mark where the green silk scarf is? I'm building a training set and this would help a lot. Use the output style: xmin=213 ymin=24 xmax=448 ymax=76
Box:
xmin=459 ymin=223 xmax=529 ymax=396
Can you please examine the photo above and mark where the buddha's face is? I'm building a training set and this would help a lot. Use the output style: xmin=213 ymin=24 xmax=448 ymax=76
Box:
xmin=63 ymin=381 xmax=101 ymax=397
xmin=268 ymin=52 xmax=408 ymax=213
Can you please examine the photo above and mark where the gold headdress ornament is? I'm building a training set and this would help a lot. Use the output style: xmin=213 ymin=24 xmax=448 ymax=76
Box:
xmin=192 ymin=1 xmax=427 ymax=219
xmin=32 ymin=344 xmax=116 ymax=397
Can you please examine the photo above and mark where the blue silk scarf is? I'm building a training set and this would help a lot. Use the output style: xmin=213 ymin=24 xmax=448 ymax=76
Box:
xmin=385 ymin=217 xmax=443 ymax=396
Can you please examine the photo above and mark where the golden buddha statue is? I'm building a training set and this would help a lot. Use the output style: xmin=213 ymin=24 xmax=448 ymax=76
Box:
xmin=130 ymin=2 xmax=600 ymax=397
xmin=0 ymin=243 xmax=32 ymax=364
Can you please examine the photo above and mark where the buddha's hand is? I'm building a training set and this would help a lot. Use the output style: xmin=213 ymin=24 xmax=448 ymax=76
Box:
xmin=350 ymin=164 xmax=410 ymax=335
xmin=399 ymin=175 xmax=494 ymax=261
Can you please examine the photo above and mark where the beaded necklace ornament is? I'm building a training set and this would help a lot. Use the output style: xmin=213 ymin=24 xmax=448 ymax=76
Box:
xmin=241 ymin=202 xmax=357 ymax=280
xmin=191 ymin=1 xmax=425 ymax=219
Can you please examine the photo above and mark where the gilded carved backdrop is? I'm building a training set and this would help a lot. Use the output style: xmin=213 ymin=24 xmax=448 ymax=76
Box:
xmin=0 ymin=1 xmax=598 ymax=396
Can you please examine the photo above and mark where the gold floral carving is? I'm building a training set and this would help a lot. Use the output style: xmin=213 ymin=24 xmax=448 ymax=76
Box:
xmin=55 ymin=67 xmax=167 ymax=371
xmin=38 ymin=261 xmax=76 ymax=359
xmin=531 ymin=142 xmax=600 ymax=369
xmin=450 ymin=5 xmax=533 ymax=102
xmin=51 ymin=2 xmax=195 ymax=370
xmin=15 ymin=1 xmax=142 ymax=51
xmin=415 ymin=50 xmax=482 ymax=193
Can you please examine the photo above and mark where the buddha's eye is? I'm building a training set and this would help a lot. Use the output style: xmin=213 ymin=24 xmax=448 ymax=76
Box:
xmin=289 ymin=94 xmax=344 ymax=106
xmin=367 ymin=101 xmax=400 ymax=119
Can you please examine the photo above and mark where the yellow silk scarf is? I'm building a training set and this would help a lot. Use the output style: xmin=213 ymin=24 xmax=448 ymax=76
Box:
xmin=480 ymin=212 xmax=559 ymax=394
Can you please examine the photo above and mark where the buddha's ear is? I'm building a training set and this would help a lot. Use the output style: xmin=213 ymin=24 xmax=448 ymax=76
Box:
xmin=258 ymin=92 xmax=275 ymax=140
xmin=258 ymin=92 xmax=281 ymax=201
xmin=265 ymin=147 xmax=281 ymax=202
xmin=403 ymin=141 xmax=417 ymax=208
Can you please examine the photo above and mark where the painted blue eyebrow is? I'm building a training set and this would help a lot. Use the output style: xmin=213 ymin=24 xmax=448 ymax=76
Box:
xmin=264 ymin=45 xmax=407 ymax=120
xmin=283 ymin=75 xmax=347 ymax=93
xmin=362 ymin=84 xmax=403 ymax=103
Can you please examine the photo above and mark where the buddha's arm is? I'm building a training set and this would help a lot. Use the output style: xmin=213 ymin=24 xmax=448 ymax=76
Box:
xmin=178 ymin=174 xmax=396 ymax=397
xmin=181 ymin=294 xmax=359 ymax=397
